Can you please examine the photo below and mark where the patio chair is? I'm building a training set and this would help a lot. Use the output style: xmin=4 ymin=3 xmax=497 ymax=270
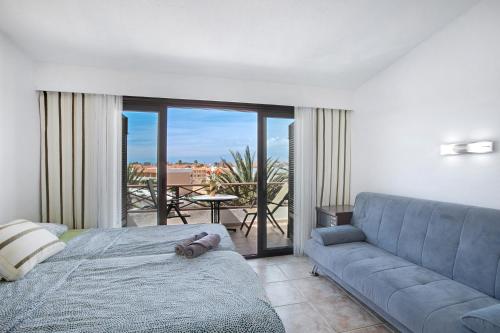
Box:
xmin=146 ymin=179 xmax=188 ymax=224
xmin=240 ymin=183 xmax=287 ymax=237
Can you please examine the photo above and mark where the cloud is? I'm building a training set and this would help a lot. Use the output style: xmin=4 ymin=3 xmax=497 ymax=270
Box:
xmin=267 ymin=136 xmax=289 ymax=147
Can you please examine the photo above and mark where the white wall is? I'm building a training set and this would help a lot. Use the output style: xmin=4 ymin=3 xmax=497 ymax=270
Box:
xmin=0 ymin=34 xmax=39 ymax=222
xmin=352 ymin=0 xmax=500 ymax=208
xmin=28 ymin=0 xmax=500 ymax=211
xmin=35 ymin=63 xmax=353 ymax=109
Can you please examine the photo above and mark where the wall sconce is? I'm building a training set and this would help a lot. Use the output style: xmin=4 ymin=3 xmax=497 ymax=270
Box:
xmin=440 ymin=141 xmax=494 ymax=155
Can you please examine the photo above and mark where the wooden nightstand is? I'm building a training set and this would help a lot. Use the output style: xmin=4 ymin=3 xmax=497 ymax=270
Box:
xmin=316 ymin=205 xmax=354 ymax=228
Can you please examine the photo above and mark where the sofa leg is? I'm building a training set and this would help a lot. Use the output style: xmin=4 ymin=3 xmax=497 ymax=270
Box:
xmin=311 ymin=264 xmax=320 ymax=277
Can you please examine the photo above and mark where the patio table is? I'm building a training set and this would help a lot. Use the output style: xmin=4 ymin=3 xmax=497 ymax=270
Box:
xmin=191 ymin=194 xmax=239 ymax=230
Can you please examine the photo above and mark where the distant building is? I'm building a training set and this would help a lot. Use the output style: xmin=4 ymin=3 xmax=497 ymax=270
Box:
xmin=129 ymin=162 xmax=232 ymax=189
xmin=167 ymin=168 xmax=192 ymax=185
xmin=191 ymin=166 xmax=210 ymax=184
xmin=142 ymin=166 xmax=157 ymax=178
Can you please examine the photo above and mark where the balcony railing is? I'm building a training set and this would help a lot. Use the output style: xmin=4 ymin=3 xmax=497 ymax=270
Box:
xmin=127 ymin=182 xmax=286 ymax=214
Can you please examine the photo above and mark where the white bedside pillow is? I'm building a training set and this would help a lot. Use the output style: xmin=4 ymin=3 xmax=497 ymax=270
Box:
xmin=0 ymin=220 xmax=66 ymax=281
xmin=34 ymin=221 xmax=68 ymax=237
xmin=10 ymin=219 xmax=69 ymax=237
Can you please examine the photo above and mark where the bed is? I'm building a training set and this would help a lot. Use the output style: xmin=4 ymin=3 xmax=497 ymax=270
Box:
xmin=48 ymin=224 xmax=235 ymax=261
xmin=1 ymin=225 xmax=285 ymax=333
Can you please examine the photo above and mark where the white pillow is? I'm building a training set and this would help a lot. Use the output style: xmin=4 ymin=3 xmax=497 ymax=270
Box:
xmin=9 ymin=219 xmax=69 ymax=237
xmin=35 ymin=221 xmax=68 ymax=237
xmin=0 ymin=220 xmax=66 ymax=281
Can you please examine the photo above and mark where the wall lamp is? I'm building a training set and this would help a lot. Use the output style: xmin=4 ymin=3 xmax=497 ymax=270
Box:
xmin=440 ymin=141 xmax=494 ymax=155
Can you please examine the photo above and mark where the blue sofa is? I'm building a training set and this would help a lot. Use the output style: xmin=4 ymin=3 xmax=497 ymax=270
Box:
xmin=305 ymin=192 xmax=500 ymax=333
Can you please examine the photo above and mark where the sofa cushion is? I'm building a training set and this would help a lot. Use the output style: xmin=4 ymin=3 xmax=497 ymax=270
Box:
xmin=396 ymin=200 xmax=436 ymax=265
xmin=311 ymin=225 xmax=365 ymax=246
xmin=358 ymin=265 xmax=445 ymax=312
xmin=376 ymin=197 xmax=411 ymax=254
xmin=351 ymin=193 xmax=386 ymax=245
xmin=424 ymin=298 xmax=499 ymax=333
xmin=342 ymin=255 xmax=413 ymax=292
xmin=453 ymin=208 xmax=500 ymax=298
xmin=388 ymin=279 xmax=489 ymax=333
xmin=461 ymin=303 xmax=500 ymax=333
xmin=421 ymin=203 xmax=469 ymax=279
xmin=305 ymin=240 xmax=391 ymax=277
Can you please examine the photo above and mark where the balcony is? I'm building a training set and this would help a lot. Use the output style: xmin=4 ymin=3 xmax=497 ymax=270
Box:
xmin=126 ymin=182 xmax=292 ymax=256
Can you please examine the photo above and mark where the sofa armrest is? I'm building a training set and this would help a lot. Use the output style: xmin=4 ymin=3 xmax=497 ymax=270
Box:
xmin=311 ymin=225 xmax=365 ymax=246
xmin=462 ymin=304 xmax=500 ymax=333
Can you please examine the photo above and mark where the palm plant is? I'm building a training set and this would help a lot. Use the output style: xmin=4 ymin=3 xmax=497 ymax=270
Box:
xmin=215 ymin=146 xmax=288 ymax=205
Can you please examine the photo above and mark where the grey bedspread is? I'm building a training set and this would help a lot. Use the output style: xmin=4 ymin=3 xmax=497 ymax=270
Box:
xmin=1 ymin=251 xmax=285 ymax=333
xmin=49 ymin=224 xmax=235 ymax=262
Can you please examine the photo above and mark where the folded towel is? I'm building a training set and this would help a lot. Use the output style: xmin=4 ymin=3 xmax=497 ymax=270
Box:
xmin=184 ymin=234 xmax=221 ymax=259
xmin=175 ymin=232 xmax=208 ymax=256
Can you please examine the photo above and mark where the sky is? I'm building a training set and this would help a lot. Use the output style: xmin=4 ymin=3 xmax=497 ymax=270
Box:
xmin=124 ymin=108 xmax=293 ymax=164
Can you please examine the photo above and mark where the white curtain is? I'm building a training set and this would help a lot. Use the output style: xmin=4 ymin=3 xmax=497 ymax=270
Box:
xmin=293 ymin=107 xmax=317 ymax=255
xmin=294 ymin=107 xmax=351 ymax=255
xmin=39 ymin=92 xmax=122 ymax=229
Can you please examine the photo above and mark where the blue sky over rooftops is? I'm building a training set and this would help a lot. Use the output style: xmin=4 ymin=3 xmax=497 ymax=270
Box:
xmin=124 ymin=108 xmax=293 ymax=164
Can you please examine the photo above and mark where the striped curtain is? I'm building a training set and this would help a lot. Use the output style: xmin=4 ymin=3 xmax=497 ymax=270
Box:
xmin=39 ymin=92 xmax=122 ymax=229
xmin=316 ymin=109 xmax=351 ymax=206
xmin=294 ymin=107 xmax=351 ymax=255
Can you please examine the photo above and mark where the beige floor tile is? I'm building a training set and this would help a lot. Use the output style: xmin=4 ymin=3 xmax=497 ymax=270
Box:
xmin=346 ymin=324 xmax=393 ymax=333
xmin=278 ymin=261 xmax=314 ymax=280
xmin=254 ymin=256 xmax=392 ymax=332
xmin=247 ymin=255 xmax=309 ymax=268
xmin=310 ymin=294 xmax=381 ymax=332
xmin=265 ymin=281 xmax=307 ymax=307
xmin=252 ymin=264 xmax=288 ymax=283
xmin=275 ymin=302 xmax=335 ymax=333
xmin=265 ymin=255 xmax=310 ymax=266
xmin=246 ymin=257 xmax=277 ymax=268
xmin=291 ymin=276 xmax=346 ymax=300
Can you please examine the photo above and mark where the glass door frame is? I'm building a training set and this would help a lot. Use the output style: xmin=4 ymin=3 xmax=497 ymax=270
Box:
xmin=257 ymin=111 xmax=294 ymax=258
xmin=123 ymin=96 xmax=293 ymax=258
xmin=121 ymin=104 xmax=166 ymax=225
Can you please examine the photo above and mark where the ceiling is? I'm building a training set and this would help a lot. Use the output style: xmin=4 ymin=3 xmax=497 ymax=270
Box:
xmin=0 ymin=0 xmax=478 ymax=89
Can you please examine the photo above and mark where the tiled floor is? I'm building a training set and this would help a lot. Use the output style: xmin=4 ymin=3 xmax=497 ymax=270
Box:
xmin=247 ymin=255 xmax=395 ymax=333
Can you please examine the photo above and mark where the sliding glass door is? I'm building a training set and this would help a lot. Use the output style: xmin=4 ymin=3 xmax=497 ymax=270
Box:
xmin=122 ymin=110 xmax=159 ymax=227
xmin=257 ymin=112 xmax=294 ymax=256
xmin=264 ymin=117 xmax=294 ymax=251
xmin=122 ymin=97 xmax=293 ymax=257
xmin=166 ymin=107 xmax=259 ymax=256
